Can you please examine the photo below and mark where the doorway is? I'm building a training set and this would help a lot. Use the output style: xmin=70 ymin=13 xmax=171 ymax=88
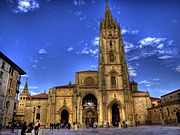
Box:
xmin=112 ymin=103 xmax=120 ymax=126
xmin=61 ymin=109 xmax=69 ymax=124
xmin=176 ymin=112 xmax=180 ymax=123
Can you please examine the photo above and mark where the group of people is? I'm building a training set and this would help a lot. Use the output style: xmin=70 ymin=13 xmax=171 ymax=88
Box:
xmin=20 ymin=122 xmax=40 ymax=135
xmin=50 ymin=122 xmax=71 ymax=129
xmin=86 ymin=121 xmax=98 ymax=129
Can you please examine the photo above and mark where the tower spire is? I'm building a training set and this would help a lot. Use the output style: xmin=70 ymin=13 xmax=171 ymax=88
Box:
xmin=22 ymin=78 xmax=28 ymax=94
xmin=103 ymin=0 xmax=116 ymax=28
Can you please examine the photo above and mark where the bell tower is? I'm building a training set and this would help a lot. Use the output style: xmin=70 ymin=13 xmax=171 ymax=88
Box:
xmin=98 ymin=0 xmax=133 ymax=126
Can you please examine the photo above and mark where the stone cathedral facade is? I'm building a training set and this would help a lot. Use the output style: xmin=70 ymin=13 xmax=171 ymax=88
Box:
xmin=16 ymin=2 xmax=154 ymax=127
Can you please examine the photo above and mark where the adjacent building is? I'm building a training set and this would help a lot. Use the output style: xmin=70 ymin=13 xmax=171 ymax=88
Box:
xmin=148 ymin=89 xmax=180 ymax=125
xmin=0 ymin=51 xmax=26 ymax=127
xmin=16 ymin=1 xmax=155 ymax=127
xmin=16 ymin=81 xmax=48 ymax=126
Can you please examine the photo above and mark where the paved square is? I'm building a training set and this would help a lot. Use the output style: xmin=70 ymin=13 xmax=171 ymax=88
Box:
xmin=1 ymin=126 xmax=180 ymax=135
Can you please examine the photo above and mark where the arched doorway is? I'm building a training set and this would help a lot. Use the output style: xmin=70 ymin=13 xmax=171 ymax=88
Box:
xmin=176 ymin=112 xmax=180 ymax=123
xmin=112 ymin=103 xmax=120 ymax=126
xmin=61 ymin=109 xmax=69 ymax=124
xmin=82 ymin=94 xmax=98 ymax=127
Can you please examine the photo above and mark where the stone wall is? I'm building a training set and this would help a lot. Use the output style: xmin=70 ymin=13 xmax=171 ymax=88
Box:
xmin=0 ymin=58 xmax=10 ymax=126
xmin=133 ymin=92 xmax=152 ymax=125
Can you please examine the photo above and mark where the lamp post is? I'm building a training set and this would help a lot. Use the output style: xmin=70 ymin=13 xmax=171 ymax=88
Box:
xmin=75 ymin=106 xmax=77 ymax=123
xmin=32 ymin=107 xmax=35 ymax=124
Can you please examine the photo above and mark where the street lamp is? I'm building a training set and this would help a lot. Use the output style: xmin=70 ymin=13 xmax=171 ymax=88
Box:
xmin=32 ymin=107 xmax=35 ymax=123
xmin=75 ymin=106 xmax=77 ymax=123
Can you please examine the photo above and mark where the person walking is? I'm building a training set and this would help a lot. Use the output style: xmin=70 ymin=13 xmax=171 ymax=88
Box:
xmin=21 ymin=122 xmax=27 ymax=135
xmin=34 ymin=122 xmax=40 ymax=135
xmin=125 ymin=120 xmax=128 ymax=128
xmin=11 ymin=122 xmax=16 ymax=133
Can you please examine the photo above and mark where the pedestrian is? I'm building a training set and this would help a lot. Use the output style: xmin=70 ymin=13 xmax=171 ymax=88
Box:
xmin=34 ymin=122 xmax=40 ymax=135
xmin=21 ymin=122 xmax=27 ymax=135
xmin=68 ymin=122 xmax=71 ymax=129
xmin=11 ymin=122 xmax=16 ymax=133
xmin=86 ymin=122 xmax=89 ymax=129
xmin=125 ymin=120 xmax=128 ymax=128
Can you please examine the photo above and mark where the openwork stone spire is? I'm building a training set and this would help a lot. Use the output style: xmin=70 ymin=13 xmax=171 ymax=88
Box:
xmin=22 ymin=78 xmax=28 ymax=94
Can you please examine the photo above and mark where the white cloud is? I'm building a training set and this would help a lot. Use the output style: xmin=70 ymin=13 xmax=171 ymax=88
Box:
xmin=139 ymin=80 xmax=150 ymax=85
xmin=124 ymin=41 xmax=134 ymax=53
xmin=73 ymin=11 xmax=86 ymax=21
xmin=21 ymin=74 xmax=29 ymax=78
xmin=176 ymin=66 xmax=180 ymax=72
xmin=38 ymin=49 xmax=47 ymax=54
xmin=29 ymin=90 xmax=39 ymax=95
xmin=121 ymin=29 xmax=139 ymax=35
xmin=14 ymin=0 xmax=39 ymax=13
xmin=91 ymin=65 xmax=97 ymax=69
xmin=153 ymin=78 xmax=160 ymax=81
xmin=20 ymin=85 xmax=38 ymax=90
xmin=139 ymin=80 xmax=152 ymax=87
xmin=79 ymin=47 xmax=99 ymax=57
xmin=29 ymin=86 xmax=39 ymax=89
xmin=158 ymin=55 xmax=172 ymax=59
xmin=92 ymin=37 xmax=99 ymax=46
xmin=128 ymin=56 xmax=141 ymax=61
xmin=74 ymin=11 xmax=82 ymax=17
xmin=32 ymin=65 xmax=37 ymax=68
xmin=73 ymin=0 xmax=85 ymax=6
xmin=157 ymin=44 xmax=164 ymax=49
xmin=126 ymin=37 xmax=177 ymax=62
xmin=138 ymin=37 xmax=166 ymax=48
xmin=128 ymin=65 xmax=137 ymax=77
xmin=67 ymin=47 xmax=73 ymax=52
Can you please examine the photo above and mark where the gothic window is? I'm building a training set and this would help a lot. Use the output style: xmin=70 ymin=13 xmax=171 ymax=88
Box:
xmin=84 ymin=77 xmax=95 ymax=86
xmin=110 ymin=41 xmax=112 ymax=48
xmin=111 ymin=76 xmax=116 ymax=88
xmin=109 ymin=53 xmax=114 ymax=62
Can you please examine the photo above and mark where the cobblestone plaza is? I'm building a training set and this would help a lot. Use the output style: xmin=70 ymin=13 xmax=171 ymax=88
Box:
xmin=1 ymin=126 xmax=180 ymax=135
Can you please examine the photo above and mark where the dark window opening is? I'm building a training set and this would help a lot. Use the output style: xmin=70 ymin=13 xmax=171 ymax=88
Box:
xmin=36 ymin=113 xmax=40 ymax=120
xmin=2 ymin=61 xmax=5 ymax=69
xmin=6 ymin=101 xmax=10 ymax=108
xmin=109 ymin=53 xmax=114 ymax=62
xmin=0 ymin=71 xmax=3 ymax=78
xmin=111 ymin=76 xmax=116 ymax=88
xmin=14 ymin=102 xmax=16 ymax=110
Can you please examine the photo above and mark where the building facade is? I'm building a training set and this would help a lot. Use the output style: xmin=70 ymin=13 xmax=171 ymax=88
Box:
xmin=148 ymin=89 xmax=180 ymax=125
xmin=17 ymin=2 xmax=154 ymax=127
xmin=0 ymin=52 xmax=26 ymax=127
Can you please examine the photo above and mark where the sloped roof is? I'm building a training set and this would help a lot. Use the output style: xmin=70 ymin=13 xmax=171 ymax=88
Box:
xmin=150 ymin=97 xmax=160 ymax=100
xmin=31 ymin=93 xmax=48 ymax=99
xmin=54 ymin=84 xmax=76 ymax=89
xmin=161 ymin=89 xmax=180 ymax=97
xmin=77 ymin=70 xmax=98 ymax=73
xmin=0 ymin=51 xmax=26 ymax=75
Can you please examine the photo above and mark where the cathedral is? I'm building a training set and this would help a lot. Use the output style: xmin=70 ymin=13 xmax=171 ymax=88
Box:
xmin=16 ymin=1 xmax=154 ymax=127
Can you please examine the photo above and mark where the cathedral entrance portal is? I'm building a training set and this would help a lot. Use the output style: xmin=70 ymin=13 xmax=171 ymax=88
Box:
xmin=82 ymin=94 xmax=98 ymax=127
xmin=112 ymin=103 xmax=120 ymax=126
xmin=61 ymin=109 xmax=69 ymax=124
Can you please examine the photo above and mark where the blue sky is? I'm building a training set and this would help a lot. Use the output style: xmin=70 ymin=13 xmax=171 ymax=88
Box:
xmin=0 ymin=0 xmax=179 ymax=97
